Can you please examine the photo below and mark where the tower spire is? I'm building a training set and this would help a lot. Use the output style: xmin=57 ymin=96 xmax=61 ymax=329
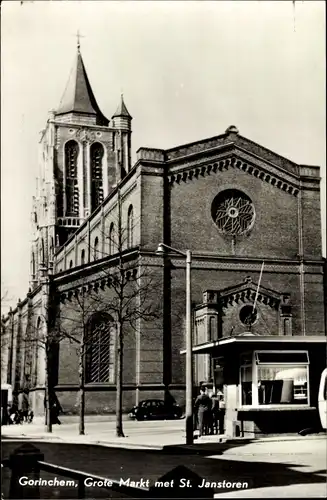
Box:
xmin=55 ymin=42 xmax=109 ymax=126
xmin=112 ymin=94 xmax=132 ymax=119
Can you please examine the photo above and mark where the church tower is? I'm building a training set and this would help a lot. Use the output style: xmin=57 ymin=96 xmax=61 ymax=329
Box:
xmin=30 ymin=43 xmax=132 ymax=288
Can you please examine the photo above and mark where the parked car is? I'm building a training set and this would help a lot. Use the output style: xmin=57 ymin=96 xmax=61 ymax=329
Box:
xmin=128 ymin=399 xmax=183 ymax=421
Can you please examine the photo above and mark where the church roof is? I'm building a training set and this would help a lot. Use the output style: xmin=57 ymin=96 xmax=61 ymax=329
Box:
xmin=56 ymin=48 xmax=109 ymax=126
xmin=112 ymin=94 xmax=132 ymax=119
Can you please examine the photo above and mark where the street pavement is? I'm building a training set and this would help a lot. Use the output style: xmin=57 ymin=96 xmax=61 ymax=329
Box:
xmin=2 ymin=418 xmax=326 ymax=498
xmin=1 ymin=417 xmax=188 ymax=448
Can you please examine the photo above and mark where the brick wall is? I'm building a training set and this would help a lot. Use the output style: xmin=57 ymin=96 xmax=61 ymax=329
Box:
xmin=170 ymin=167 xmax=299 ymax=259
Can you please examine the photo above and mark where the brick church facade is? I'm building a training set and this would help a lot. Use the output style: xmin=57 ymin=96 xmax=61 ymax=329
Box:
xmin=2 ymin=47 xmax=326 ymax=437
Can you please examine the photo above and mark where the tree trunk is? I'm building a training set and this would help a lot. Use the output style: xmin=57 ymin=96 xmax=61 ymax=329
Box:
xmin=78 ymin=344 xmax=85 ymax=435
xmin=45 ymin=345 xmax=52 ymax=433
xmin=115 ymin=321 xmax=124 ymax=437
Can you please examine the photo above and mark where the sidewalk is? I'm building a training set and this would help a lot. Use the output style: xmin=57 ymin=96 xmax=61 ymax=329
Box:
xmin=2 ymin=418 xmax=325 ymax=452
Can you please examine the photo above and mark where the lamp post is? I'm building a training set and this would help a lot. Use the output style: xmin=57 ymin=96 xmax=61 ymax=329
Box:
xmin=156 ymin=243 xmax=193 ymax=445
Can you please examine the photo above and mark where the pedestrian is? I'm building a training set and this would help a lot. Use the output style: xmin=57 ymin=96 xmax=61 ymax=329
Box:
xmin=210 ymin=391 xmax=220 ymax=435
xmin=21 ymin=389 xmax=30 ymax=423
xmin=194 ymin=386 xmax=212 ymax=437
xmin=217 ymin=390 xmax=225 ymax=434
xmin=50 ymin=392 xmax=62 ymax=425
xmin=44 ymin=391 xmax=63 ymax=425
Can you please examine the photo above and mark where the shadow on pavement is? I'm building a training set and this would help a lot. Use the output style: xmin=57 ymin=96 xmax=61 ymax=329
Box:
xmin=2 ymin=440 xmax=326 ymax=499
xmin=163 ymin=440 xmax=254 ymax=456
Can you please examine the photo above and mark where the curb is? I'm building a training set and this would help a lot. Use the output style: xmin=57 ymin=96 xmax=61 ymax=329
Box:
xmin=2 ymin=432 xmax=325 ymax=453
xmin=1 ymin=435 xmax=165 ymax=451
xmin=225 ymin=434 xmax=326 ymax=444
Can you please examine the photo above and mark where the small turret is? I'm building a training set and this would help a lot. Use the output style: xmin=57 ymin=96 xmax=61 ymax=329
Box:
xmin=112 ymin=94 xmax=132 ymax=131
xmin=112 ymin=95 xmax=132 ymax=176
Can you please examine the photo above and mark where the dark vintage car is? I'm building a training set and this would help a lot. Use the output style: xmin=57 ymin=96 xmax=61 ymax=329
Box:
xmin=128 ymin=399 xmax=183 ymax=421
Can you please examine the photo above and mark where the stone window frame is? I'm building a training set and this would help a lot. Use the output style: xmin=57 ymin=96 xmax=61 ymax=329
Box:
xmin=239 ymin=350 xmax=310 ymax=409
xmin=64 ymin=140 xmax=79 ymax=217
xmin=90 ymin=142 xmax=104 ymax=213
xmin=211 ymin=188 xmax=256 ymax=236
xmin=85 ymin=313 xmax=116 ymax=385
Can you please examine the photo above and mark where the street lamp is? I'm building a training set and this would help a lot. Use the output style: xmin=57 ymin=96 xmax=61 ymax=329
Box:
xmin=156 ymin=243 xmax=193 ymax=445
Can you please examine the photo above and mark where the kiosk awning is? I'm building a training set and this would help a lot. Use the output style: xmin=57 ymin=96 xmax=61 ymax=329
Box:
xmin=180 ymin=335 xmax=327 ymax=355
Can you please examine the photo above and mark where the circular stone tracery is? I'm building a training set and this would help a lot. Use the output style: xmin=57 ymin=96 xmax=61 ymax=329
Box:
xmin=240 ymin=305 xmax=258 ymax=326
xmin=211 ymin=189 xmax=255 ymax=236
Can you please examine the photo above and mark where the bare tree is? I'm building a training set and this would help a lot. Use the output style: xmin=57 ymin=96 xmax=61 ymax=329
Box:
xmin=16 ymin=191 xmax=159 ymax=437
xmin=57 ymin=189 xmax=160 ymax=437
xmin=20 ymin=278 xmax=68 ymax=433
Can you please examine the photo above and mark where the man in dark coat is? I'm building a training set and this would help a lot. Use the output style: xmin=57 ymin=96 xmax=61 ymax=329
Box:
xmin=210 ymin=392 xmax=220 ymax=435
xmin=44 ymin=391 xmax=63 ymax=425
xmin=194 ymin=386 xmax=212 ymax=437
xmin=21 ymin=389 xmax=30 ymax=423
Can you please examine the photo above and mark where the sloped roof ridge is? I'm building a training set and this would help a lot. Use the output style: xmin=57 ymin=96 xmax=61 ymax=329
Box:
xmin=218 ymin=280 xmax=282 ymax=299
xmin=163 ymin=131 xmax=300 ymax=177
xmin=236 ymin=134 xmax=299 ymax=175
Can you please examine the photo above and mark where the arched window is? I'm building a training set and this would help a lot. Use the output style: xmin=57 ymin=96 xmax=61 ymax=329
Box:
xmin=69 ymin=260 xmax=73 ymax=269
xmin=40 ymin=238 xmax=45 ymax=265
xmin=127 ymin=205 xmax=134 ymax=248
xmin=85 ymin=313 xmax=116 ymax=384
xmin=65 ymin=140 xmax=79 ymax=216
xmin=49 ymin=237 xmax=54 ymax=261
xmin=31 ymin=252 xmax=36 ymax=277
xmin=81 ymin=249 xmax=85 ymax=266
xmin=90 ymin=143 xmax=104 ymax=213
xmin=109 ymin=223 xmax=115 ymax=255
xmin=94 ymin=237 xmax=99 ymax=260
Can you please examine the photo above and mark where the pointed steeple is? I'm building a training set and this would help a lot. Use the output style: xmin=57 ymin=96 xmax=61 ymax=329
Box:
xmin=56 ymin=48 xmax=109 ymax=126
xmin=112 ymin=94 xmax=132 ymax=119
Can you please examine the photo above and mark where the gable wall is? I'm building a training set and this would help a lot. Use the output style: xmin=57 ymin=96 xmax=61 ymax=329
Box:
xmin=170 ymin=166 xmax=299 ymax=259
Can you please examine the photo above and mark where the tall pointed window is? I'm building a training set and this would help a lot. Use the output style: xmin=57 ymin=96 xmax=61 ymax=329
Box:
xmin=65 ymin=140 xmax=79 ymax=216
xmin=85 ymin=313 xmax=116 ymax=384
xmin=39 ymin=238 xmax=45 ymax=265
xmin=94 ymin=237 xmax=99 ymax=260
xmin=127 ymin=205 xmax=134 ymax=248
xmin=49 ymin=237 xmax=54 ymax=262
xmin=90 ymin=143 xmax=104 ymax=213
xmin=81 ymin=249 xmax=85 ymax=266
xmin=109 ymin=223 xmax=115 ymax=255
xmin=31 ymin=252 xmax=36 ymax=278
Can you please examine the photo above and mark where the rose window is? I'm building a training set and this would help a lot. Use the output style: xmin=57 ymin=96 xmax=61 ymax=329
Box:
xmin=211 ymin=189 xmax=255 ymax=235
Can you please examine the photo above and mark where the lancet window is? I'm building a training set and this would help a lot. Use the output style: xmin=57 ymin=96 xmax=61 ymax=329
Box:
xmin=65 ymin=141 xmax=79 ymax=216
xmin=91 ymin=143 xmax=104 ymax=213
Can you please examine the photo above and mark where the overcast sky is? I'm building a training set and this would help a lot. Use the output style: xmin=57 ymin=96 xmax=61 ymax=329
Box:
xmin=1 ymin=0 xmax=325 ymax=310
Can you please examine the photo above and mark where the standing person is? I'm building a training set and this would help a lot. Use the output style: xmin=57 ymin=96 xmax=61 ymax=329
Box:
xmin=21 ymin=389 xmax=30 ymax=423
xmin=210 ymin=392 xmax=220 ymax=435
xmin=45 ymin=390 xmax=63 ymax=425
xmin=217 ymin=390 xmax=225 ymax=434
xmin=50 ymin=391 xmax=62 ymax=425
xmin=194 ymin=386 xmax=212 ymax=437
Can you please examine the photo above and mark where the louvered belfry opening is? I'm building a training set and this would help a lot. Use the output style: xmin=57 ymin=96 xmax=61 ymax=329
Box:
xmin=90 ymin=142 xmax=104 ymax=213
xmin=65 ymin=140 xmax=79 ymax=216
xmin=85 ymin=313 xmax=116 ymax=384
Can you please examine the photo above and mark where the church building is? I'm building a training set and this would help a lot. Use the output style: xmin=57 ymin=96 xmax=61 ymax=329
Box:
xmin=2 ymin=46 xmax=326 ymax=437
